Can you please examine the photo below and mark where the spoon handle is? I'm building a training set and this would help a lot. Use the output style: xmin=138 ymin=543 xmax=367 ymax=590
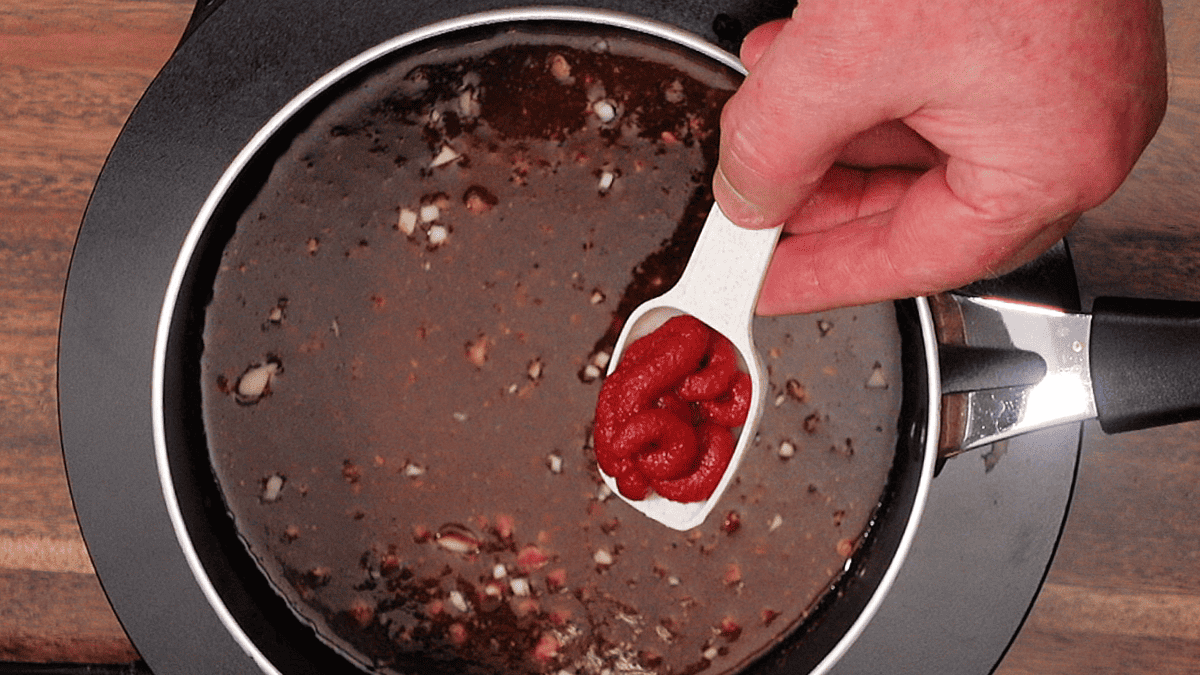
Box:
xmin=670 ymin=206 xmax=783 ymax=336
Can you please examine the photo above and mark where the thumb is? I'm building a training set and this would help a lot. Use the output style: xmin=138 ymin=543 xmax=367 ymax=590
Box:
xmin=714 ymin=19 xmax=906 ymax=229
xmin=738 ymin=18 xmax=787 ymax=69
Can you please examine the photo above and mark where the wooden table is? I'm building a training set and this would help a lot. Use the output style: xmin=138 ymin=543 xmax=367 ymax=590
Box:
xmin=1 ymin=0 xmax=1197 ymax=671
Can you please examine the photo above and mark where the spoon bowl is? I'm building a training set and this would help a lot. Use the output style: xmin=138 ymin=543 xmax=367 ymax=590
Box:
xmin=602 ymin=204 xmax=783 ymax=530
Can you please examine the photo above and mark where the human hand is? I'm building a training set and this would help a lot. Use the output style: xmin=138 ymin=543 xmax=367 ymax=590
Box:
xmin=715 ymin=0 xmax=1168 ymax=314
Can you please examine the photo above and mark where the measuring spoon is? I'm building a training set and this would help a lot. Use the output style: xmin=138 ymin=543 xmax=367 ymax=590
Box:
xmin=601 ymin=204 xmax=783 ymax=530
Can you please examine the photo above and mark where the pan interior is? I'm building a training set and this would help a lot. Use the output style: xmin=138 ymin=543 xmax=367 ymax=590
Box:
xmin=172 ymin=15 xmax=910 ymax=675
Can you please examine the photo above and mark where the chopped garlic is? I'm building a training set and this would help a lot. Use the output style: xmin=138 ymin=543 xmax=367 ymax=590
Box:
xmin=397 ymin=208 xmax=418 ymax=235
xmin=458 ymin=90 xmax=481 ymax=118
xmin=597 ymin=170 xmax=615 ymax=192
xmin=430 ymin=144 xmax=460 ymax=168
xmin=593 ymin=100 xmax=617 ymax=123
xmin=262 ymin=474 xmax=284 ymax=503
xmin=866 ymin=363 xmax=889 ymax=389
xmin=419 ymin=203 xmax=440 ymax=223
xmin=236 ymin=360 xmax=280 ymax=402
xmin=427 ymin=224 xmax=449 ymax=247
xmin=510 ymin=577 xmax=531 ymax=596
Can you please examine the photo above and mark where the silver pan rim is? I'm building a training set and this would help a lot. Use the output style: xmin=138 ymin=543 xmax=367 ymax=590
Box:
xmin=151 ymin=8 xmax=940 ymax=672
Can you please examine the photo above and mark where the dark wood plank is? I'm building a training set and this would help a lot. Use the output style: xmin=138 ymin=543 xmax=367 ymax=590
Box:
xmin=0 ymin=0 xmax=192 ymax=664
xmin=1069 ymin=3 xmax=1200 ymax=305
xmin=0 ymin=570 xmax=139 ymax=663
xmin=997 ymin=422 xmax=1200 ymax=675
xmin=999 ymin=631 xmax=1200 ymax=675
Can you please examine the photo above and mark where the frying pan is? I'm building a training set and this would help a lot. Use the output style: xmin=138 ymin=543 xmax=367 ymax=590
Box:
xmin=57 ymin=1 xmax=1200 ymax=674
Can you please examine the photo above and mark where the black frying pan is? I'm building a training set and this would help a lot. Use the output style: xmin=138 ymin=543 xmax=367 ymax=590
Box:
xmin=151 ymin=11 xmax=935 ymax=673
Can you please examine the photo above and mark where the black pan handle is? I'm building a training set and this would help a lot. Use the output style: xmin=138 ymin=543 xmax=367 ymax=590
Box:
xmin=1091 ymin=297 xmax=1200 ymax=434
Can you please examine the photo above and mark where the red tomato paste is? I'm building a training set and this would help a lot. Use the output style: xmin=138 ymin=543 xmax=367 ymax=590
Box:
xmin=593 ymin=315 xmax=751 ymax=502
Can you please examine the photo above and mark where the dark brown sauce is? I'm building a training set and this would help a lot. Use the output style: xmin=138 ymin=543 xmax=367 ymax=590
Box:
xmin=200 ymin=25 xmax=902 ymax=675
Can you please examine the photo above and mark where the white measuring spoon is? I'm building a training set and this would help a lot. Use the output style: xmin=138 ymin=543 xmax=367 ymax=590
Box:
xmin=601 ymin=204 xmax=783 ymax=530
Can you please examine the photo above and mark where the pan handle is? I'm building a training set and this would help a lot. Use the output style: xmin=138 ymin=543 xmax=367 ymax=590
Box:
xmin=1090 ymin=297 xmax=1200 ymax=434
xmin=933 ymin=295 xmax=1096 ymax=455
xmin=934 ymin=294 xmax=1200 ymax=456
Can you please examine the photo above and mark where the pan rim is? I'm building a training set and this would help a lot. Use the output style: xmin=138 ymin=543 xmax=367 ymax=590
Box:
xmin=149 ymin=7 xmax=941 ymax=673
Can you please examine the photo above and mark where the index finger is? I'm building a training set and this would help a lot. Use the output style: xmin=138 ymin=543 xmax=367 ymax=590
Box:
xmin=753 ymin=163 xmax=1078 ymax=314
xmin=714 ymin=17 xmax=914 ymax=229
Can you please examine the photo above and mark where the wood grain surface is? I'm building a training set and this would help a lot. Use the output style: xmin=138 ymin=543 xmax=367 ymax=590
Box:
xmin=1 ymin=0 xmax=1197 ymax=671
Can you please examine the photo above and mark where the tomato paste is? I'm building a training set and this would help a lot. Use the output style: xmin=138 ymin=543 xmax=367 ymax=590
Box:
xmin=593 ymin=315 xmax=751 ymax=502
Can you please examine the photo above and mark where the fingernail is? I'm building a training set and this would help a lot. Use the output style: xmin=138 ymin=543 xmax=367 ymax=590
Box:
xmin=713 ymin=166 xmax=767 ymax=228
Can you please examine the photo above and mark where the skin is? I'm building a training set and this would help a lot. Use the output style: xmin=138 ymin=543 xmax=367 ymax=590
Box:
xmin=715 ymin=0 xmax=1168 ymax=314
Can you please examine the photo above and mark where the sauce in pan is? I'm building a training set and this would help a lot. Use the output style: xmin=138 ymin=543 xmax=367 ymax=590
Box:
xmin=200 ymin=26 xmax=902 ymax=675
